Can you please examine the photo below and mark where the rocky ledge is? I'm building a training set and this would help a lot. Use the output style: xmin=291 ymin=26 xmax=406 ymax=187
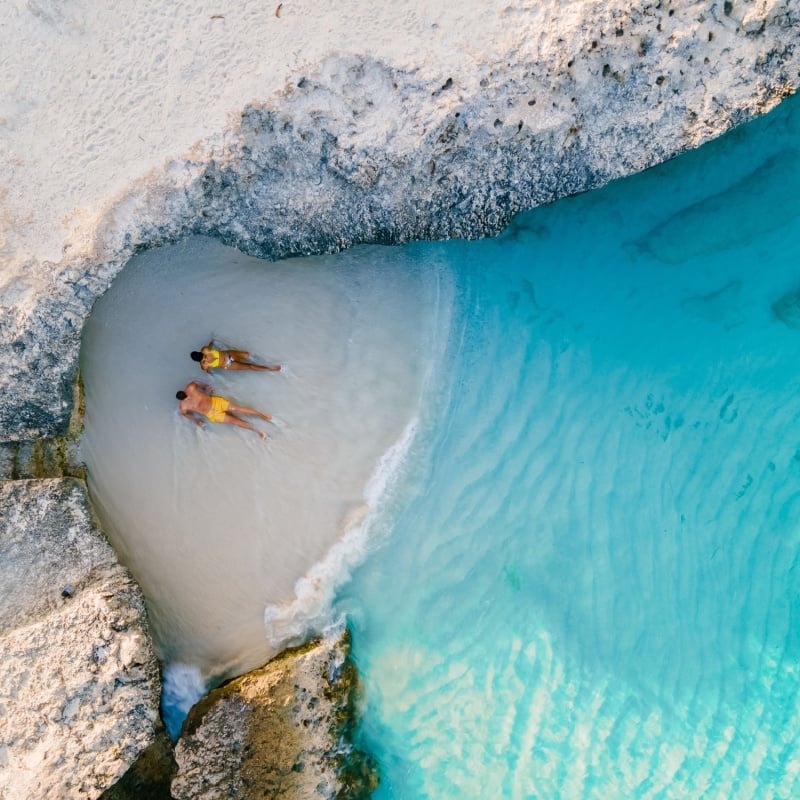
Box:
xmin=171 ymin=631 xmax=376 ymax=800
xmin=0 ymin=479 xmax=161 ymax=800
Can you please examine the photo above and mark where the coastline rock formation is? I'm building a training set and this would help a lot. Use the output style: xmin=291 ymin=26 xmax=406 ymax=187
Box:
xmin=1 ymin=1 xmax=799 ymax=798
xmin=171 ymin=632 xmax=377 ymax=800
xmin=0 ymin=479 xmax=161 ymax=800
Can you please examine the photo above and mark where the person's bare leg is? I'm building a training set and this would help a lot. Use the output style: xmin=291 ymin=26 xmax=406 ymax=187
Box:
xmin=227 ymin=401 xmax=272 ymax=422
xmin=228 ymin=350 xmax=250 ymax=359
xmin=227 ymin=361 xmax=279 ymax=371
xmin=222 ymin=412 xmax=266 ymax=438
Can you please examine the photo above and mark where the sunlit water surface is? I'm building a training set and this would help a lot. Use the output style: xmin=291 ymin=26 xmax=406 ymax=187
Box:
xmin=82 ymin=92 xmax=800 ymax=793
xmin=336 ymin=94 xmax=800 ymax=798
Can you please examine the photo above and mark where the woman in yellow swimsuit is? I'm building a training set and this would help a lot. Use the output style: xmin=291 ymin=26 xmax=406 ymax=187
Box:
xmin=191 ymin=341 xmax=281 ymax=373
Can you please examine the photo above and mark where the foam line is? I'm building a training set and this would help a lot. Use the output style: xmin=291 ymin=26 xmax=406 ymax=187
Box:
xmin=263 ymin=416 xmax=420 ymax=649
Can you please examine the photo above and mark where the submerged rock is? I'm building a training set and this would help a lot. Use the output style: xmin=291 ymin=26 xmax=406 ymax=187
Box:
xmin=0 ymin=479 xmax=161 ymax=800
xmin=772 ymin=287 xmax=800 ymax=329
xmin=172 ymin=630 xmax=377 ymax=800
xmin=632 ymin=149 xmax=800 ymax=263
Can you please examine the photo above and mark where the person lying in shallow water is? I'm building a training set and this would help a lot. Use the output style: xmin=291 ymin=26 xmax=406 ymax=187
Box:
xmin=176 ymin=381 xmax=272 ymax=439
xmin=191 ymin=340 xmax=281 ymax=373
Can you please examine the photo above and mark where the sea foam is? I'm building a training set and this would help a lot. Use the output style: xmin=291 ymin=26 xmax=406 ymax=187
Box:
xmin=264 ymin=416 xmax=420 ymax=648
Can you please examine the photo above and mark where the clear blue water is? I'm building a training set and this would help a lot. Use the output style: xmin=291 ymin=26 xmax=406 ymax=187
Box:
xmin=335 ymin=94 xmax=800 ymax=798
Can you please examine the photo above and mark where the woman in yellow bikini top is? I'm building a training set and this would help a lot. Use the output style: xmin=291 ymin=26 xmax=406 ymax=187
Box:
xmin=202 ymin=347 xmax=232 ymax=370
xmin=190 ymin=340 xmax=281 ymax=373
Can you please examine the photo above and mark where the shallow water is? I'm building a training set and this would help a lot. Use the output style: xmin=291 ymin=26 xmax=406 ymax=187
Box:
xmin=80 ymin=240 xmax=448 ymax=691
xmin=335 ymin=94 xmax=800 ymax=798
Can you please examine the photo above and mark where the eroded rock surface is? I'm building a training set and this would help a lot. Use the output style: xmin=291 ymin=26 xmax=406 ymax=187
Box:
xmin=172 ymin=631 xmax=377 ymax=800
xmin=0 ymin=479 xmax=161 ymax=800
xmin=2 ymin=0 xmax=799 ymax=440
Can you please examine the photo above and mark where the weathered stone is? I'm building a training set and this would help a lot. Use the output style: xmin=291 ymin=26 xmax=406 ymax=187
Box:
xmin=0 ymin=479 xmax=161 ymax=800
xmin=172 ymin=631 xmax=377 ymax=800
xmin=99 ymin=729 xmax=175 ymax=800
xmin=0 ymin=372 xmax=86 ymax=480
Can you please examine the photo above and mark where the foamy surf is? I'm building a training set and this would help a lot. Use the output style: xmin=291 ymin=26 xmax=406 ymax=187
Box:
xmin=161 ymin=664 xmax=207 ymax=740
xmin=264 ymin=416 xmax=420 ymax=648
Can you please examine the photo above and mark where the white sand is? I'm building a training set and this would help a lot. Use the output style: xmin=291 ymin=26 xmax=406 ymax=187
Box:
xmin=1 ymin=0 xmax=551 ymax=268
xmin=5 ymin=0 xmax=794 ymax=274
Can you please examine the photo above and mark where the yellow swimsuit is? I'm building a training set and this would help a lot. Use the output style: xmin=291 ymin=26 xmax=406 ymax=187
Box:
xmin=206 ymin=349 xmax=221 ymax=368
xmin=204 ymin=396 xmax=230 ymax=423
xmin=205 ymin=349 xmax=232 ymax=369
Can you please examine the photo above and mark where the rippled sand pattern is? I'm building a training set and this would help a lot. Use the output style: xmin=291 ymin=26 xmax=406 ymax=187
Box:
xmin=338 ymin=94 xmax=800 ymax=798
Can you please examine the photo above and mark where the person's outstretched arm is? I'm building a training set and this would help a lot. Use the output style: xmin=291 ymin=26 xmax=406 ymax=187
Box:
xmin=182 ymin=409 xmax=204 ymax=427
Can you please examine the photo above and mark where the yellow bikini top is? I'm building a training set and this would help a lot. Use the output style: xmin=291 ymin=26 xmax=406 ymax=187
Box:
xmin=205 ymin=348 xmax=221 ymax=368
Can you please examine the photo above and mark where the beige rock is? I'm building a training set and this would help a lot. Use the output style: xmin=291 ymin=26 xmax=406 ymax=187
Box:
xmin=172 ymin=631 xmax=377 ymax=800
xmin=0 ymin=479 xmax=161 ymax=800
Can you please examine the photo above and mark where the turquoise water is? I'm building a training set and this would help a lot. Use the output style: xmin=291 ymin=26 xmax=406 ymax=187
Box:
xmin=336 ymin=94 xmax=800 ymax=798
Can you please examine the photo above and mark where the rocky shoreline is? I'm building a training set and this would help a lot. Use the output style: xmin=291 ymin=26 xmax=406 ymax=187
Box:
xmin=0 ymin=479 xmax=160 ymax=799
xmin=170 ymin=632 xmax=376 ymax=800
xmin=99 ymin=632 xmax=374 ymax=800
xmin=1 ymin=1 xmax=799 ymax=797
xmin=0 ymin=475 xmax=375 ymax=799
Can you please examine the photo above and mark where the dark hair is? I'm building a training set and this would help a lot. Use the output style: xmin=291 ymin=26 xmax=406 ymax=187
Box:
xmin=190 ymin=351 xmax=203 ymax=362
xmin=176 ymin=390 xmax=187 ymax=400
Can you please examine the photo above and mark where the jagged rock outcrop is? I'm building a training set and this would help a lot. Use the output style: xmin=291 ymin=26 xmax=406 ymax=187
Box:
xmin=1 ymin=0 xmax=798 ymax=441
xmin=171 ymin=632 xmax=377 ymax=800
xmin=0 ymin=479 xmax=161 ymax=800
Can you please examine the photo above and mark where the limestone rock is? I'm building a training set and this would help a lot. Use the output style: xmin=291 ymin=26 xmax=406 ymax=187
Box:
xmin=99 ymin=729 xmax=175 ymax=800
xmin=172 ymin=631 xmax=377 ymax=800
xmin=0 ymin=479 xmax=161 ymax=800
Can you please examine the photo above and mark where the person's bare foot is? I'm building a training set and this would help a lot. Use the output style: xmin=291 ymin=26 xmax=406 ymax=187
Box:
xmin=259 ymin=430 xmax=267 ymax=440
